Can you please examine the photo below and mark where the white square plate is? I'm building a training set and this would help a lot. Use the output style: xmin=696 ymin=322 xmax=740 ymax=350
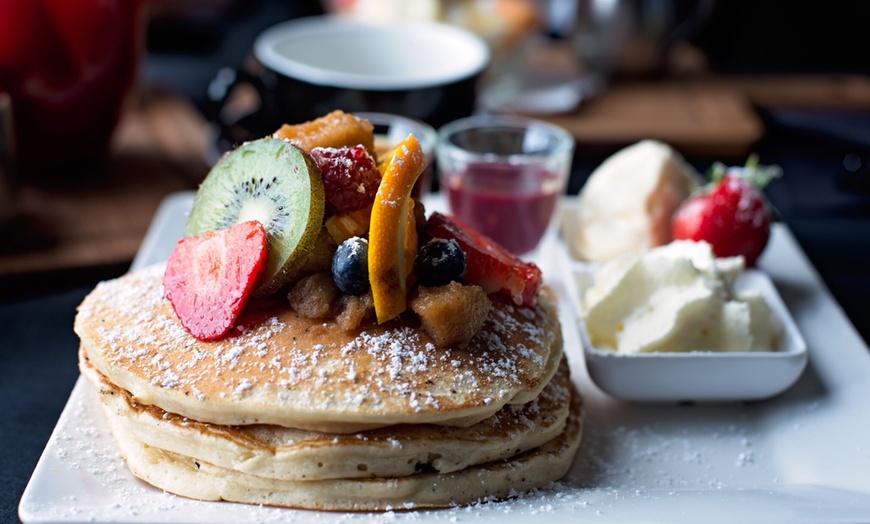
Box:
xmin=19 ymin=193 xmax=870 ymax=523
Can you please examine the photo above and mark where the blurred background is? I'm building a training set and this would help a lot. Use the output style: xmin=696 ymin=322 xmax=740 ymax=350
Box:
xmin=2 ymin=3 xmax=870 ymax=522
xmin=1 ymin=0 xmax=869 ymax=328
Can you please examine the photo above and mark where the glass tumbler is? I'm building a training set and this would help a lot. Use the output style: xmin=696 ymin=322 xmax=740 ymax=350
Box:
xmin=437 ymin=115 xmax=574 ymax=256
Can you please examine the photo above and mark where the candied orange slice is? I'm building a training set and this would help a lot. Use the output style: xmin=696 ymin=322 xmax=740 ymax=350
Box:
xmin=376 ymin=144 xmax=398 ymax=176
xmin=368 ymin=134 xmax=425 ymax=323
xmin=274 ymin=110 xmax=375 ymax=154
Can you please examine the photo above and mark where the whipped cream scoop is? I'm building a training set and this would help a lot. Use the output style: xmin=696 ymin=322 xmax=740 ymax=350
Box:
xmin=582 ymin=240 xmax=778 ymax=353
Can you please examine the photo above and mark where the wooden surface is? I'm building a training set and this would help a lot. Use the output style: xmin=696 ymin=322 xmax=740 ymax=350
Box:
xmin=532 ymin=74 xmax=870 ymax=158
xmin=1 ymin=75 xmax=868 ymax=289
xmin=0 ymin=87 xmax=210 ymax=289
xmin=539 ymin=79 xmax=763 ymax=158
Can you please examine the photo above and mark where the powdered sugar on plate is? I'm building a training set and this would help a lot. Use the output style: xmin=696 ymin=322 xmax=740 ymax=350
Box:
xmin=27 ymin=374 xmax=862 ymax=524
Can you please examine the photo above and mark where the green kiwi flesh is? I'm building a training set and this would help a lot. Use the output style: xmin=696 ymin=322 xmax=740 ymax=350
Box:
xmin=185 ymin=138 xmax=325 ymax=295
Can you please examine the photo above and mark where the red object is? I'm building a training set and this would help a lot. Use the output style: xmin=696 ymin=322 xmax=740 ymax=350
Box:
xmin=309 ymin=145 xmax=381 ymax=214
xmin=671 ymin=173 xmax=771 ymax=266
xmin=0 ymin=0 xmax=142 ymax=176
xmin=426 ymin=212 xmax=542 ymax=307
xmin=443 ymin=161 xmax=560 ymax=255
xmin=163 ymin=221 xmax=269 ymax=341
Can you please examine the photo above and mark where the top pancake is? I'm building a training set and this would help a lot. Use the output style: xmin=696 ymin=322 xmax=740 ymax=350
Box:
xmin=75 ymin=264 xmax=563 ymax=432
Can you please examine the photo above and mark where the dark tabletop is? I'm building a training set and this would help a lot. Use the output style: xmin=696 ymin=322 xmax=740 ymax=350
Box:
xmin=3 ymin=1 xmax=870 ymax=522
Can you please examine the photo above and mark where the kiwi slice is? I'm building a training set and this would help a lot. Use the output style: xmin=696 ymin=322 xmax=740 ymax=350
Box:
xmin=185 ymin=138 xmax=325 ymax=295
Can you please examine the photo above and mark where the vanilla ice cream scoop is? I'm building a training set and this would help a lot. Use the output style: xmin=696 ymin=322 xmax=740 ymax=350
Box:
xmin=569 ymin=140 xmax=700 ymax=262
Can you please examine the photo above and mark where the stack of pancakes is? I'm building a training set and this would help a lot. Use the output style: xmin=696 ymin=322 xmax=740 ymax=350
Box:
xmin=75 ymin=264 xmax=583 ymax=510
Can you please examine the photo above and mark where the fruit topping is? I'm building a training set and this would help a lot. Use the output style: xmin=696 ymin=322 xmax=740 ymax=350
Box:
xmin=671 ymin=155 xmax=780 ymax=266
xmin=332 ymin=237 xmax=370 ymax=296
xmin=309 ymin=144 xmax=381 ymax=214
xmin=415 ymin=238 xmax=466 ymax=287
xmin=287 ymin=272 xmax=339 ymax=319
xmin=410 ymin=282 xmax=491 ymax=348
xmin=163 ymin=221 xmax=268 ymax=341
xmin=184 ymin=138 xmax=325 ymax=295
xmin=273 ymin=110 xmax=375 ymax=154
xmin=325 ymin=205 xmax=372 ymax=245
xmin=368 ymin=134 xmax=426 ymax=323
xmin=425 ymin=212 xmax=542 ymax=307
xmin=296 ymin=226 xmax=337 ymax=278
xmin=335 ymin=292 xmax=375 ymax=331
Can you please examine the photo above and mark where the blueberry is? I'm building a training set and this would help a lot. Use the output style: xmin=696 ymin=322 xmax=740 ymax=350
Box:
xmin=332 ymin=237 xmax=369 ymax=295
xmin=415 ymin=238 xmax=466 ymax=287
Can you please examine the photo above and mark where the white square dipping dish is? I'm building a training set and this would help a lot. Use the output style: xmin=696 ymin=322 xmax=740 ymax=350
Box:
xmin=572 ymin=265 xmax=808 ymax=402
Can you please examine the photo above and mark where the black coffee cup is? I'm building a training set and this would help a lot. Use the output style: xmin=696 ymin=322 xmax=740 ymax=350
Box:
xmin=207 ymin=15 xmax=490 ymax=154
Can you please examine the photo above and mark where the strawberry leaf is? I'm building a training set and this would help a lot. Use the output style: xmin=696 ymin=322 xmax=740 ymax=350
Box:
xmin=706 ymin=154 xmax=781 ymax=190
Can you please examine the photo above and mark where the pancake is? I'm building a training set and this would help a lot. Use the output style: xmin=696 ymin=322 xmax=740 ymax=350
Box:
xmin=100 ymin=384 xmax=584 ymax=511
xmin=81 ymin=349 xmax=572 ymax=481
xmin=75 ymin=264 xmax=563 ymax=433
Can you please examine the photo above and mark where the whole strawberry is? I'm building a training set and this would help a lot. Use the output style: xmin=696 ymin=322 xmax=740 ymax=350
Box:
xmin=163 ymin=220 xmax=268 ymax=341
xmin=671 ymin=155 xmax=780 ymax=266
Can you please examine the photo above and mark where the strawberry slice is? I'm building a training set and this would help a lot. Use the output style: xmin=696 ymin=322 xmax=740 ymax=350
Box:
xmin=426 ymin=212 xmax=542 ymax=307
xmin=163 ymin=221 xmax=268 ymax=341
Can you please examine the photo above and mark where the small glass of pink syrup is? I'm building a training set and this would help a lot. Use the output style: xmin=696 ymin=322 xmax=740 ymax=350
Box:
xmin=437 ymin=115 xmax=574 ymax=256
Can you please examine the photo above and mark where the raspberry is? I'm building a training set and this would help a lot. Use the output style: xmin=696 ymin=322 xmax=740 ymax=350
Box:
xmin=309 ymin=145 xmax=381 ymax=214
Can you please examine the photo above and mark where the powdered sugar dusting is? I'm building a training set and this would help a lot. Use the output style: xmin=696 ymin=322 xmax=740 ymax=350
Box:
xmin=75 ymin=265 xmax=558 ymax=425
